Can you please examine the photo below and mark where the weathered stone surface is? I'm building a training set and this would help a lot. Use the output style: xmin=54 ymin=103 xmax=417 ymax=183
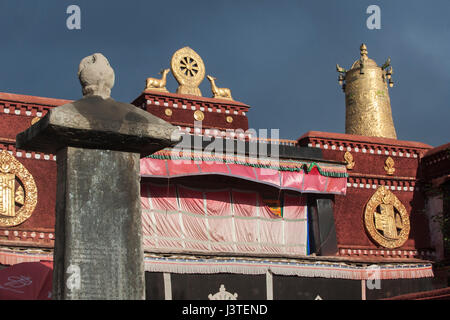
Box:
xmin=53 ymin=147 xmax=144 ymax=300
xmin=16 ymin=95 xmax=181 ymax=157
xmin=78 ymin=53 xmax=115 ymax=99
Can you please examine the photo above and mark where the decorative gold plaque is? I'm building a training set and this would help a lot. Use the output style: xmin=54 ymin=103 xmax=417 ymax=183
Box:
xmin=0 ymin=150 xmax=37 ymax=227
xmin=171 ymin=47 xmax=205 ymax=96
xmin=164 ymin=108 xmax=173 ymax=117
xmin=384 ymin=156 xmax=395 ymax=175
xmin=344 ymin=151 xmax=355 ymax=170
xmin=226 ymin=116 xmax=233 ymax=124
xmin=194 ymin=110 xmax=205 ymax=121
xmin=364 ymin=186 xmax=410 ymax=248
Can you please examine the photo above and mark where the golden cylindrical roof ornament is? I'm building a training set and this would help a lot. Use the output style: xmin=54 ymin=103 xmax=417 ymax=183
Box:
xmin=337 ymin=44 xmax=397 ymax=139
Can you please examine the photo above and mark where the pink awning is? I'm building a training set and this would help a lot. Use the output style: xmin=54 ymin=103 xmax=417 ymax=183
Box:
xmin=140 ymin=152 xmax=347 ymax=195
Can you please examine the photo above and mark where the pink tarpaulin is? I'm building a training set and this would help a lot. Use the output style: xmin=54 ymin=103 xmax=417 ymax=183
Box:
xmin=0 ymin=261 xmax=52 ymax=300
xmin=141 ymin=183 xmax=308 ymax=256
xmin=140 ymin=157 xmax=347 ymax=195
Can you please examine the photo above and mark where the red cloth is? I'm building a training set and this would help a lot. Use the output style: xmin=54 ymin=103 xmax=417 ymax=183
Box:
xmin=0 ymin=261 xmax=52 ymax=300
xmin=140 ymin=158 xmax=347 ymax=195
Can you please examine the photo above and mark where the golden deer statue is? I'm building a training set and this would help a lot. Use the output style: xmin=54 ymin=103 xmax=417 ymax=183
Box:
xmin=206 ymin=75 xmax=233 ymax=100
xmin=145 ymin=68 xmax=170 ymax=92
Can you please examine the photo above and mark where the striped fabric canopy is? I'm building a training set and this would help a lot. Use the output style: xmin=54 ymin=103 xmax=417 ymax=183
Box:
xmin=140 ymin=150 xmax=348 ymax=195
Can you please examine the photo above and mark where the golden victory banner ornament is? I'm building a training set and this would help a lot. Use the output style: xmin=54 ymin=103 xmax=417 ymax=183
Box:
xmin=0 ymin=150 xmax=37 ymax=227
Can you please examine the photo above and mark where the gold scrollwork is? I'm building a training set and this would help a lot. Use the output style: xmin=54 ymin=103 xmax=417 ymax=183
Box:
xmin=0 ymin=150 xmax=37 ymax=227
xmin=364 ymin=186 xmax=410 ymax=248
xmin=384 ymin=156 xmax=395 ymax=175
xmin=31 ymin=117 xmax=41 ymax=125
xmin=344 ymin=151 xmax=355 ymax=170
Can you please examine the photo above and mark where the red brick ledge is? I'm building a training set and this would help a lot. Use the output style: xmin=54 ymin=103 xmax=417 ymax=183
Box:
xmin=338 ymin=246 xmax=435 ymax=260
xmin=0 ymin=92 xmax=72 ymax=107
xmin=298 ymin=131 xmax=433 ymax=158
xmin=133 ymin=91 xmax=250 ymax=116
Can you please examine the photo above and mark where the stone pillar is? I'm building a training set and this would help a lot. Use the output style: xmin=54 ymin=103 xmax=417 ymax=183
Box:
xmin=16 ymin=53 xmax=180 ymax=299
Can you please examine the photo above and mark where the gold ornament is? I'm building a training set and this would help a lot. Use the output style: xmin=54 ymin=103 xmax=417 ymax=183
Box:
xmin=31 ymin=117 xmax=41 ymax=125
xmin=145 ymin=68 xmax=170 ymax=93
xmin=384 ymin=156 xmax=395 ymax=175
xmin=337 ymin=44 xmax=397 ymax=139
xmin=0 ymin=150 xmax=37 ymax=227
xmin=171 ymin=47 xmax=205 ymax=96
xmin=206 ymin=75 xmax=233 ymax=100
xmin=226 ymin=116 xmax=233 ymax=124
xmin=344 ymin=151 xmax=355 ymax=170
xmin=194 ymin=110 xmax=205 ymax=121
xmin=364 ymin=186 xmax=410 ymax=248
xmin=164 ymin=108 xmax=173 ymax=117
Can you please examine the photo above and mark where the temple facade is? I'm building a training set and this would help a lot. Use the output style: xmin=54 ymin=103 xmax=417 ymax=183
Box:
xmin=0 ymin=45 xmax=448 ymax=300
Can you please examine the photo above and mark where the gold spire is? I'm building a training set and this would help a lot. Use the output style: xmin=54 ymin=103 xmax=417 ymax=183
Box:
xmin=336 ymin=44 xmax=397 ymax=139
xmin=360 ymin=43 xmax=368 ymax=59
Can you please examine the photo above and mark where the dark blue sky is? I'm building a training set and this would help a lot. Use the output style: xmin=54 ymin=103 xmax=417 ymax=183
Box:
xmin=0 ymin=0 xmax=448 ymax=146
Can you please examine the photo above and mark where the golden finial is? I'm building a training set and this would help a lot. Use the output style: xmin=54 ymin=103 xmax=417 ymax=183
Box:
xmin=360 ymin=43 xmax=368 ymax=59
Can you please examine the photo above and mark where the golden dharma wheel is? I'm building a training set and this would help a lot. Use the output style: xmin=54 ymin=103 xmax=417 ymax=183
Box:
xmin=171 ymin=47 xmax=205 ymax=96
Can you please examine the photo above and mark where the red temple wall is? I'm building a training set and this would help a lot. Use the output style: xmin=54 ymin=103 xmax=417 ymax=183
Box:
xmin=298 ymin=131 xmax=435 ymax=259
xmin=132 ymin=91 xmax=250 ymax=135
xmin=0 ymin=93 xmax=69 ymax=247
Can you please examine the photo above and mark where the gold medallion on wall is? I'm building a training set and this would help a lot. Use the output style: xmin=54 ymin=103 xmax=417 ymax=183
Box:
xmin=171 ymin=47 xmax=205 ymax=96
xmin=0 ymin=150 xmax=37 ymax=227
xmin=194 ymin=110 xmax=205 ymax=121
xmin=364 ymin=186 xmax=410 ymax=248
xmin=164 ymin=108 xmax=173 ymax=117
